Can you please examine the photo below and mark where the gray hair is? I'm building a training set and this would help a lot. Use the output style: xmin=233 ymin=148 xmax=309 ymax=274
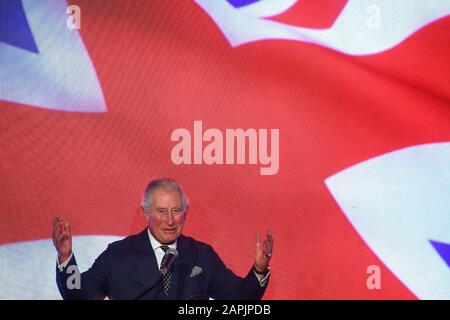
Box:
xmin=140 ymin=178 xmax=190 ymax=213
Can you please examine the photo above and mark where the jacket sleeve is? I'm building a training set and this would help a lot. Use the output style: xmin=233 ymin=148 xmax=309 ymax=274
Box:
xmin=56 ymin=245 xmax=112 ymax=300
xmin=207 ymin=246 xmax=268 ymax=300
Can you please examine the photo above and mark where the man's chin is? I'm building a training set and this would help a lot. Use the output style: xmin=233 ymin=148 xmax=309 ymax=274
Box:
xmin=160 ymin=233 xmax=178 ymax=244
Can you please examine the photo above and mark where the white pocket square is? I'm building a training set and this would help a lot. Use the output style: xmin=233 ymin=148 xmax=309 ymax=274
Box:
xmin=190 ymin=266 xmax=203 ymax=278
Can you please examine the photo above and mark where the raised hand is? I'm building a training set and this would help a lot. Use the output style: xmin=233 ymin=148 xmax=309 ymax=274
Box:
xmin=52 ymin=216 xmax=72 ymax=263
xmin=254 ymin=230 xmax=274 ymax=274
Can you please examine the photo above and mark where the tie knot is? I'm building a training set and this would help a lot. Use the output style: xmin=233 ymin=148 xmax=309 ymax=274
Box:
xmin=160 ymin=245 xmax=169 ymax=253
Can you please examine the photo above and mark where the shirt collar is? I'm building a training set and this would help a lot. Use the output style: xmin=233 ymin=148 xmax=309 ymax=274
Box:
xmin=147 ymin=228 xmax=177 ymax=251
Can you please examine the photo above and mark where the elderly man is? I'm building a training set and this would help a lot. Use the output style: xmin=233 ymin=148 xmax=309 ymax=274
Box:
xmin=53 ymin=178 xmax=274 ymax=300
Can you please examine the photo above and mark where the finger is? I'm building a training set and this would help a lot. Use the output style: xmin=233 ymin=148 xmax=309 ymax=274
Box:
xmin=53 ymin=221 xmax=64 ymax=237
xmin=255 ymin=232 xmax=262 ymax=247
xmin=59 ymin=218 xmax=69 ymax=233
xmin=52 ymin=217 xmax=62 ymax=232
xmin=267 ymin=229 xmax=274 ymax=244
xmin=263 ymin=240 xmax=272 ymax=258
xmin=260 ymin=231 xmax=273 ymax=245
xmin=266 ymin=237 xmax=274 ymax=251
xmin=64 ymin=221 xmax=71 ymax=234
xmin=56 ymin=230 xmax=67 ymax=242
xmin=266 ymin=232 xmax=274 ymax=249
xmin=262 ymin=241 xmax=269 ymax=254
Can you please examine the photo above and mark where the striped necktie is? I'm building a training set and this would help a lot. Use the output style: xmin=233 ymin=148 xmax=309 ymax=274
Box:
xmin=159 ymin=245 xmax=172 ymax=297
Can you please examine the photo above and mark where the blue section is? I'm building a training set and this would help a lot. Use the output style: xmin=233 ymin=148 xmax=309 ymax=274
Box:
xmin=226 ymin=0 xmax=261 ymax=8
xmin=0 ymin=0 xmax=39 ymax=53
xmin=430 ymin=240 xmax=450 ymax=268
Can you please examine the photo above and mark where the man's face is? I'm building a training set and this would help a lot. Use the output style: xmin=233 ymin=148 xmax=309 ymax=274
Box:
xmin=144 ymin=189 xmax=186 ymax=244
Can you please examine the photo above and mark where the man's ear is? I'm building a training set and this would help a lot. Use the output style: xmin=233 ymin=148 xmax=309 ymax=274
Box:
xmin=141 ymin=207 xmax=150 ymax=223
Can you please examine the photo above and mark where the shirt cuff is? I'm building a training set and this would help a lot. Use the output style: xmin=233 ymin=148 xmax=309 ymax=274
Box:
xmin=56 ymin=252 xmax=73 ymax=272
xmin=253 ymin=270 xmax=270 ymax=287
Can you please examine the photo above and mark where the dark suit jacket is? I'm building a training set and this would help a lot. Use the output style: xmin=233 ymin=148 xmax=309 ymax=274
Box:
xmin=56 ymin=229 xmax=268 ymax=300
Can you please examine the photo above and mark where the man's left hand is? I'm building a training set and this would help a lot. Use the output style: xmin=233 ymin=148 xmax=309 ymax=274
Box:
xmin=254 ymin=230 xmax=274 ymax=274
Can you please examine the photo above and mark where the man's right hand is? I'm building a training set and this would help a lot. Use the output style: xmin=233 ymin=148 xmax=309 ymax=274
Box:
xmin=52 ymin=216 xmax=72 ymax=264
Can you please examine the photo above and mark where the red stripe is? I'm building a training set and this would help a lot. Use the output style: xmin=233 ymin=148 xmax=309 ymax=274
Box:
xmin=266 ymin=0 xmax=348 ymax=29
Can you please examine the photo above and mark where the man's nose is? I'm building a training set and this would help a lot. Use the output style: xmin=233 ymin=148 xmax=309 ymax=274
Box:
xmin=165 ymin=213 xmax=175 ymax=225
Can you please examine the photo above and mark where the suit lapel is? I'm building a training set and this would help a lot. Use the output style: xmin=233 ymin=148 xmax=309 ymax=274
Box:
xmin=174 ymin=235 xmax=197 ymax=299
xmin=130 ymin=231 xmax=199 ymax=299
xmin=131 ymin=228 xmax=160 ymax=299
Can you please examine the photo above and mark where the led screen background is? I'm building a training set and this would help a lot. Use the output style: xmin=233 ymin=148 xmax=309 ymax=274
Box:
xmin=1 ymin=0 xmax=450 ymax=299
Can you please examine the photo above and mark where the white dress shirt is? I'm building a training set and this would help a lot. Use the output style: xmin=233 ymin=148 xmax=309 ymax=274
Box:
xmin=57 ymin=252 xmax=73 ymax=272
xmin=147 ymin=229 xmax=177 ymax=270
